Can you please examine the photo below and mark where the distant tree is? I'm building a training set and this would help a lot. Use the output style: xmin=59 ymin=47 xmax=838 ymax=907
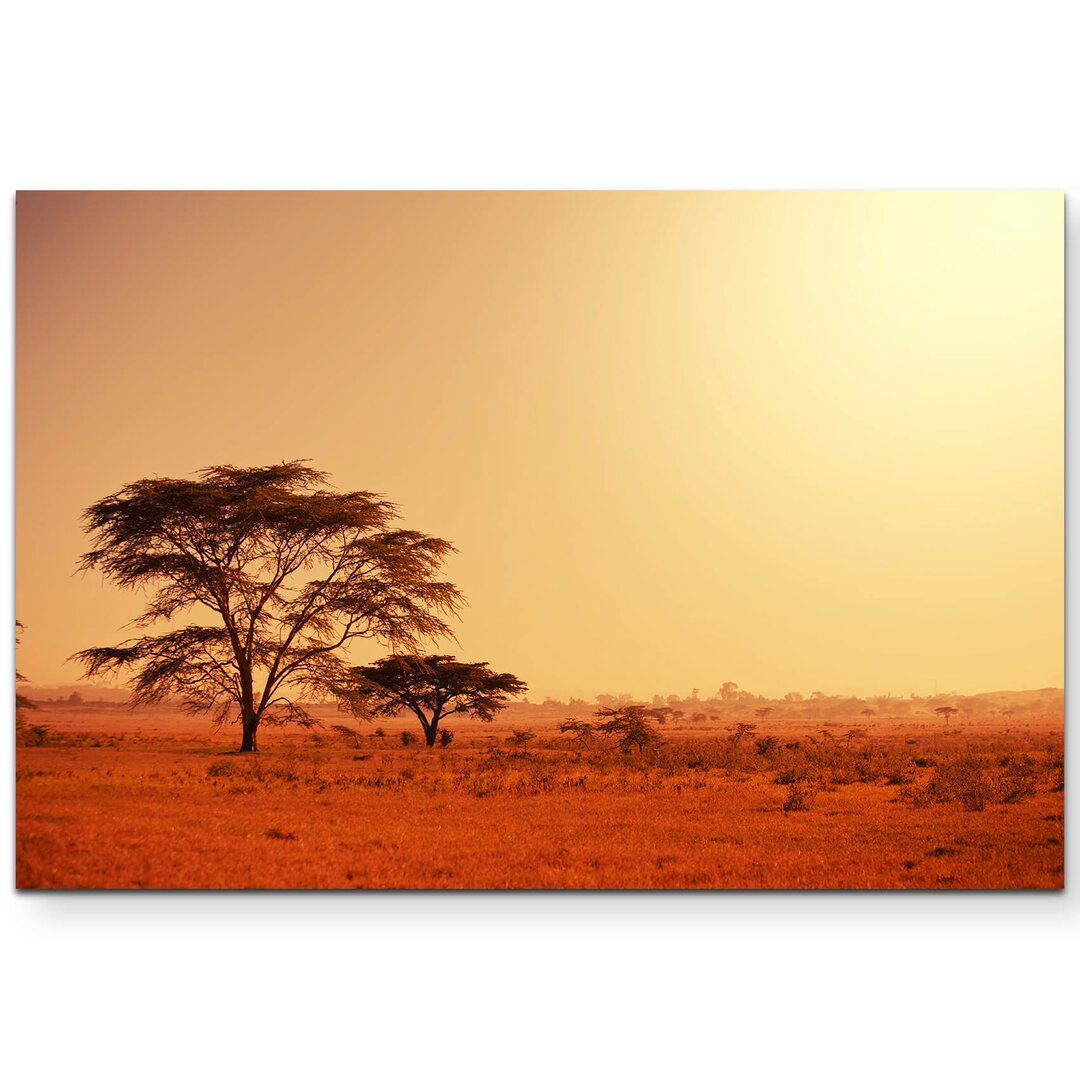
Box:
xmin=719 ymin=681 xmax=739 ymax=703
xmin=68 ymin=690 xmax=84 ymax=705
xmin=753 ymin=707 xmax=773 ymax=722
xmin=934 ymin=705 xmax=959 ymax=725
xmin=71 ymin=462 xmax=462 ymax=752
xmin=339 ymin=654 xmax=526 ymax=747
xmin=594 ymin=705 xmax=664 ymax=756
xmin=860 ymin=707 xmax=875 ymax=722
xmin=508 ymin=729 xmax=536 ymax=748
xmin=559 ymin=719 xmax=595 ymax=745
xmin=783 ymin=692 xmax=803 ymax=703
xmin=331 ymin=723 xmax=363 ymax=749
xmin=727 ymin=721 xmax=758 ymax=747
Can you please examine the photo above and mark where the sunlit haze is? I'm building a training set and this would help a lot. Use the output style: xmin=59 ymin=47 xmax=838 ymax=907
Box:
xmin=16 ymin=191 xmax=1063 ymax=700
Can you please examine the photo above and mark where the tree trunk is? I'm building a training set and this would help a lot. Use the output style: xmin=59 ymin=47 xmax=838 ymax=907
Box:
xmin=239 ymin=710 xmax=259 ymax=752
xmin=424 ymin=717 xmax=438 ymax=748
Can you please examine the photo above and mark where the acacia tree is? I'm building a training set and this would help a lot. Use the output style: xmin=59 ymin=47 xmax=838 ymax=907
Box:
xmin=559 ymin=718 xmax=595 ymax=745
xmin=934 ymin=705 xmax=959 ymax=726
xmin=594 ymin=705 xmax=664 ymax=756
xmin=727 ymin=721 xmax=758 ymax=747
xmin=72 ymin=462 xmax=462 ymax=751
xmin=339 ymin=654 xmax=527 ymax=747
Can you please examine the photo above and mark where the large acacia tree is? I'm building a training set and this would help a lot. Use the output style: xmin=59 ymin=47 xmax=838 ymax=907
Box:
xmin=73 ymin=462 xmax=463 ymax=751
xmin=339 ymin=654 xmax=527 ymax=747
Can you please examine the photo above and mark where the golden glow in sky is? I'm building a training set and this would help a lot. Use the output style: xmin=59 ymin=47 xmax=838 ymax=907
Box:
xmin=16 ymin=191 xmax=1063 ymax=698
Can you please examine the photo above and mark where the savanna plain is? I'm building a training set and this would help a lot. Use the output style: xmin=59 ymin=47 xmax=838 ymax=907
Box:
xmin=16 ymin=698 xmax=1064 ymax=890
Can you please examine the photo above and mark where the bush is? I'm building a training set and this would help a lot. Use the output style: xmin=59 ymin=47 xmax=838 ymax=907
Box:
xmin=400 ymin=730 xmax=415 ymax=747
xmin=439 ymin=728 xmax=455 ymax=747
xmin=995 ymin=754 xmax=1039 ymax=804
xmin=16 ymin=719 xmax=50 ymax=747
xmin=933 ymin=755 xmax=992 ymax=811
xmin=783 ymin=778 xmax=821 ymax=812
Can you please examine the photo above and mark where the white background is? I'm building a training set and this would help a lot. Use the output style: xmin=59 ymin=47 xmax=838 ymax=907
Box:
xmin=2 ymin=3 xmax=1076 ymax=1078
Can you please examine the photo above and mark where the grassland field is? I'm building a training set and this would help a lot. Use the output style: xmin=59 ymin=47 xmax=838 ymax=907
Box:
xmin=15 ymin=703 xmax=1064 ymax=889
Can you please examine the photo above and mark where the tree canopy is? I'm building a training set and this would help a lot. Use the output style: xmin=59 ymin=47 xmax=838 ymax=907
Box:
xmin=593 ymin=704 xmax=664 ymax=756
xmin=72 ymin=462 xmax=463 ymax=750
xmin=338 ymin=654 xmax=526 ymax=747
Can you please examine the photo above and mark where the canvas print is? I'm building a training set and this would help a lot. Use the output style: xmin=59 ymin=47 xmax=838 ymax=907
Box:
xmin=14 ymin=191 xmax=1063 ymax=889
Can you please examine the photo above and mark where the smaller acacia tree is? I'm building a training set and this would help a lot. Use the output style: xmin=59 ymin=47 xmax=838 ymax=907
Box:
xmin=339 ymin=655 xmax=527 ymax=747
xmin=559 ymin=718 xmax=596 ymax=746
xmin=594 ymin=705 xmax=664 ymax=756
xmin=727 ymin=721 xmax=758 ymax=747
xmin=934 ymin=705 xmax=959 ymax=726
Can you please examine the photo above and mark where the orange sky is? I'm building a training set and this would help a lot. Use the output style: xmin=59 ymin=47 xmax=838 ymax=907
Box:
xmin=15 ymin=191 xmax=1063 ymax=700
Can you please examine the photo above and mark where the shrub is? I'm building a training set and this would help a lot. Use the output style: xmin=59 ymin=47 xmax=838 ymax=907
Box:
xmin=755 ymin=736 xmax=779 ymax=756
xmin=400 ymin=730 xmax=415 ymax=747
xmin=783 ymin=778 xmax=821 ymax=812
xmin=439 ymin=728 xmax=455 ymax=748
xmin=995 ymin=754 xmax=1039 ymax=804
xmin=933 ymin=755 xmax=991 ymax=811
xmin=16 ymin=722 xmax=50 ymax=747
xmin=508 ymin=730 xmax=535 ymax=748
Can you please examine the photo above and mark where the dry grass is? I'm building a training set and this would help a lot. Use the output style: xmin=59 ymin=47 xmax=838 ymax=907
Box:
xmin=16 ymin=706 xmax=1064 ymax=889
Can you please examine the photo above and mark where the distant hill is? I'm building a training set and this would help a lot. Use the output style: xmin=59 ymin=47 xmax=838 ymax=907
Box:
xmin=972 ymin=688 xmax=1064 ymax=706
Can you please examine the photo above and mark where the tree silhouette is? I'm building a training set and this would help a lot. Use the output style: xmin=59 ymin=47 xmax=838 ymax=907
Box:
xmin=339 ymin=654 xmax=526 ymax=747
xmin=594 ymin=705 xmax=664 ymax=756
xmin=753 ymin=706 xmax=773 ymax=722
xmin=934 ymin=705 xmax=959 ymax=726
xmin=72 ymin=462 xmax=462 ymax=751
xmin=726 ymin=721 xmax=758 ymax=747
xmin=559 ymin=718 xmax=596 ymax=745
